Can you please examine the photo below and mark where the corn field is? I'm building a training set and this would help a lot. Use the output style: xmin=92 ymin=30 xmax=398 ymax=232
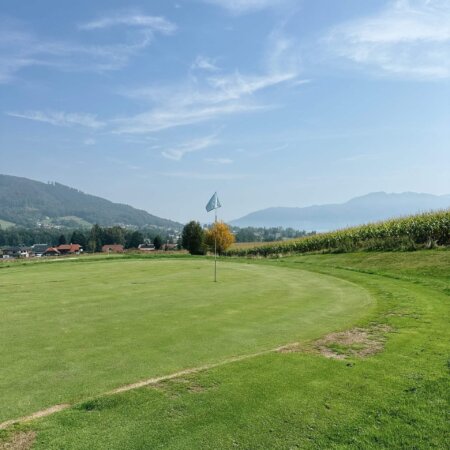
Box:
xmin=225 ymin=210 xmax=450 ymax=257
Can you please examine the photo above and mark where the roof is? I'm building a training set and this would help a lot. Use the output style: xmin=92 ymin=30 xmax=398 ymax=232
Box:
xmin=57 ymin=244 xmax=81 ymax=252
xmin=102 ymin=244 xmax=124 ymax=252
xmin=44 ymin=247 xmax=60 ymax=254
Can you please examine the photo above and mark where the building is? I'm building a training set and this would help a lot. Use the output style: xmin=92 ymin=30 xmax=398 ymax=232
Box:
xmin=138 ymin=243 xmax=155 ymax=251
xmin=31 ymin=244 xmax=51 ymax=257
xmin=42 ymin=247 xmax=60 ymax=257
xmin=102 ymin=244 xmax=124 ymax=253
xmin=56 ymin=244 xmax=82 ymax=255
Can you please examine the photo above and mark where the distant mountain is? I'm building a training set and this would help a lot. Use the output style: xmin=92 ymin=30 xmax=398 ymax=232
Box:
xmin=0 ymin=174 xmax=181 ymax=229
xmin=231 ymin=192 xmax=450 ymax=231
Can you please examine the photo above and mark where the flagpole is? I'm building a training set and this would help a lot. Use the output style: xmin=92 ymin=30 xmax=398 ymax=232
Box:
xmin=214 ymin=208 xmax=217 ymax=282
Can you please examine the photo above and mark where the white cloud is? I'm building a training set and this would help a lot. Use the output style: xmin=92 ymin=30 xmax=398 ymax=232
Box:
xmin=116 ymin=69 xmax=298 ymax=133
xmin=161 ymin=135 xmax=218 ymax=161
xmin=84 ymin=138 xmax=96 ymax=145
xmin=201 ymin=0 xmax=289 ymax=14
xmin=79 ymin=12 xmax=176 ymax=34
xmin=327 ymin=0 xmax=450 ymax=79
xmin=161 ymin=171 xmax=246 ymax=180
xmin=0 ymin=12 xmax=175 ymax=83
xmin=6 ymin=110 xmax=105 ymax=128
xmin=205 ymin=157 xmax=233 ymax=164
xmin=191 ymin=55 xmax=219 ymax=72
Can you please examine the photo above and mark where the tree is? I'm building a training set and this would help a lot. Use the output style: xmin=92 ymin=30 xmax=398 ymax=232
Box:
xmin=153 ymin=235 xmax=163 ymax=250
xmin=58 ymin=234 xmax=67 ymax=245
xmin=70 ymin=230 xmax=87 ymax=247
xmin=88 ymin=224 xmax=103 ymax=252
xmin=126 ymin=231 xmax=143 ymax=249
xmin=182 ymin=221 xmax=205 ymax=255
xmin=205 ymin=222 xmax=235 ymax=254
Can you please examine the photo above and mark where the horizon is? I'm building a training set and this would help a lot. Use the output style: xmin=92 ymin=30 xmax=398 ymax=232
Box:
xmin=1 ymin=0 xmax=449 ymax=223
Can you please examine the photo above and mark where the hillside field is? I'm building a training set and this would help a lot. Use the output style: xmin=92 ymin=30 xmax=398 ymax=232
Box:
xmin=0 ymin=251 xmax=448 ymax=449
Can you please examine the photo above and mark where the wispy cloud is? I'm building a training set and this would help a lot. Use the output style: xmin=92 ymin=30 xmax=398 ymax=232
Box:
xmin=161 ymin=135 xmax=218 ymax=161
xmin=191 ymin=55 xmax=220 ymax=72
xmin=201 ymin=0 xmax=290 ymax=14
xmin=327 ymin=0 xmax=450 ymax=79
xmin=160 ymin=171 xmax=247 ymax=180
xmin=112 ymin=26 xmax=305 ymax=134
xmin=205 ymin=157 xmax=233 ymax=164
xmin=0 ymin=12 xmax=175 ymax=83
xmin=6 ymin=110 xmax=105 ymax=128
xmin=79 ymin=12 xmax=176 ymax=34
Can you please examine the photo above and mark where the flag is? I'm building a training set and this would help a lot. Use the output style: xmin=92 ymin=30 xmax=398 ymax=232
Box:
xmin=206 ymin=192 xmax=221 ymax=212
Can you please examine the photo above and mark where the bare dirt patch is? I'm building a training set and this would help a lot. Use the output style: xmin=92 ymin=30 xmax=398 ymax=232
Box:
xmin=0 ymin=431 xmax=36 ymax=450
xmin=314 ymin=325 xmax=392 ymax=360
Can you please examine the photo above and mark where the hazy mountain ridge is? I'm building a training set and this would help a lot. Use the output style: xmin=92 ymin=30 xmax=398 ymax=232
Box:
xmin=231 ymin=192 xmax=450 ymax=231
xmin=0 ymin=174 xmax=181 ymax=229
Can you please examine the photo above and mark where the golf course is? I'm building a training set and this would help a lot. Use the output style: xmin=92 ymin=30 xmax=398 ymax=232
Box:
xmin=0 ymin=250 xmax=448 ymax=449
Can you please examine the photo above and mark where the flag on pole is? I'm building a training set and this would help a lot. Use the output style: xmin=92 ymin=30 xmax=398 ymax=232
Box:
xmin=206 ymin=192 xmax=221 ymax=212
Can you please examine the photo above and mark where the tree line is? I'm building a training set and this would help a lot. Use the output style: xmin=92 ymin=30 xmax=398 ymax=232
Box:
xmin=0 ymin=224 xmax=173 ymax=251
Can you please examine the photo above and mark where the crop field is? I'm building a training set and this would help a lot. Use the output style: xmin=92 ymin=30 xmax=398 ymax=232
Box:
xmin=0 ymin=251 xmax=449 ymax=449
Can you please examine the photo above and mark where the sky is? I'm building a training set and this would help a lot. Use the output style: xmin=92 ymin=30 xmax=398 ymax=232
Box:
xmin=0 ymin=0 xmax=449 ymax=224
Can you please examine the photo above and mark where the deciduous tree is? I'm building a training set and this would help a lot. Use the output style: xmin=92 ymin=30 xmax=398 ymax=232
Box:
xmin=205 ymin=222 xmax=235 ymax=254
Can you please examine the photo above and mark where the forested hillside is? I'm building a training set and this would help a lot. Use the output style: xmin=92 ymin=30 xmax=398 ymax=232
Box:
xmin=0 ymin=174 xmax=181 ymax=229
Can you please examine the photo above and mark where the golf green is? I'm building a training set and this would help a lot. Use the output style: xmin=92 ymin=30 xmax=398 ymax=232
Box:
xmin=0 ymin=258 xmax=372 ymax=422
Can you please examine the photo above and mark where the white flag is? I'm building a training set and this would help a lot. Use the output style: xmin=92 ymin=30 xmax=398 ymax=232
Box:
xmin=206 ymin=192 xmax=221 ymax=212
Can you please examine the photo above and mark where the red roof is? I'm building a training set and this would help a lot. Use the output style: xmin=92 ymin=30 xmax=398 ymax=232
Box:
xmin=102 ymin=244 xmax=124 ymax=252
xmin=57 ymin=244 xmax=81 ymax=252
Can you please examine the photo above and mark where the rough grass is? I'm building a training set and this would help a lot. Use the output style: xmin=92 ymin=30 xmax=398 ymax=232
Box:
xmin=0 ymin=258 xmax=371 ymax=423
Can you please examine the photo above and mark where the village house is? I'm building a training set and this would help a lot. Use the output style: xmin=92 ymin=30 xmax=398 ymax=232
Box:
xmin=56 ymin=244 xmax=82 ymax=255
xmin=102 ymin=244 xmax=124 ymax=253
xmin=138 ymin=243 xmax=155 ymax=251
xmin=42 ymin=247 xmax=60 ymax=257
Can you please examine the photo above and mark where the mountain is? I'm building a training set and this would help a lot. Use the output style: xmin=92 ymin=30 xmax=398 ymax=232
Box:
xmin=0 ymin=174 xmax=181 ymax=229
xmin=231 ymin=192 xmax=450 ymax=231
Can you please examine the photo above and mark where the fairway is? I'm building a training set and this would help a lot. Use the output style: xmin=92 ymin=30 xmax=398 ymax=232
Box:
xmin=0 ymin=258 xmax=371 ymax=423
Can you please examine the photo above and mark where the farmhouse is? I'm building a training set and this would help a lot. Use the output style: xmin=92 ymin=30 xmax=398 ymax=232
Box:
xmin=56 ymin=244 xmax=82 ymax=255
xmin=42 ymin=247 xmax=60 ymax=257
xmin=138 ymin=243 xmax=155 ymax=251
xmin=102 ymin=244 xmax=124 ymax=253
xmin=31 ymin=244 xmax=51 ymax=257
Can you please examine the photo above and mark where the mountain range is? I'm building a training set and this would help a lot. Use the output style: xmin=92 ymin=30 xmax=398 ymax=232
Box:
xmin=0 ymin=174 xmax=181 ymax=229
xmin=231 ymin=192 xmax=450 ymax=231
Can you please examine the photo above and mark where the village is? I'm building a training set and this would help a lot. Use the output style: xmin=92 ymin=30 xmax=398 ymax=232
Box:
xmin=0 ymin=241 xmax=179 ymax=259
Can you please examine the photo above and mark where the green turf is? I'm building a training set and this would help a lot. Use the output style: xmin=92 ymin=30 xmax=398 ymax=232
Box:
xmin=1 ymin=251 xmax=448 ymax=449
xmin=0 ymin=258 xmax=371 ymax=423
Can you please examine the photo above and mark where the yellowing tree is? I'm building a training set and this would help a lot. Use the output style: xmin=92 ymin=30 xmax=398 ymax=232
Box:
xmin=205 ymin=221 xmax=235 ymax=254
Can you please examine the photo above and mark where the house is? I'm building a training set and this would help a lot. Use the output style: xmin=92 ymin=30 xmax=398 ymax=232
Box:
xmin=138 ymin=243 xmax=155 ymax=251
xmin=31 ymin=244 xmax=51 ymax=257
xmin=42 ymin=247 xmax=60 ymax=257
xmin=163 ymin=243 xmax=178 ymax=251
xmin=56 ymin=244 xmax=82 ymax=255
xmin=1 ymin=247 xmax=31 ymax=258
xmin=102 ymin=244 xmax=124 ymax=253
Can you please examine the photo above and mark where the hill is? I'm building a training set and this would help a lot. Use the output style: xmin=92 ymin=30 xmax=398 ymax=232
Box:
xmin=231 ymin=192 xmax=450 ymax=230
xmin=0 ymin=174 xmax=181 ymax=229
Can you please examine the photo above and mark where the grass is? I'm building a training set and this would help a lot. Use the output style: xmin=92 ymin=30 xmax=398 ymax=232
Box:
xmin=0 ymin=257 xmax=370 ymax=423
xmin=0 ymin=251 xmax=448 ymax=449
xmin=0 ymin=219 xmax=15 ymax=229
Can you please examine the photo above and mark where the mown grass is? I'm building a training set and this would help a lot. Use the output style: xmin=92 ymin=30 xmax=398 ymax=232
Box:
xmin=0 ymin=257 xmax=370 ymax=423
xmin=1 ymin=251 xmax=448 ymax=449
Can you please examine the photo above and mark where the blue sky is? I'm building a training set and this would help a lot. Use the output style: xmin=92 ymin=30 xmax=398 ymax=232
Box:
xmin=1 ymin=0 xmax=449 ymax=223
